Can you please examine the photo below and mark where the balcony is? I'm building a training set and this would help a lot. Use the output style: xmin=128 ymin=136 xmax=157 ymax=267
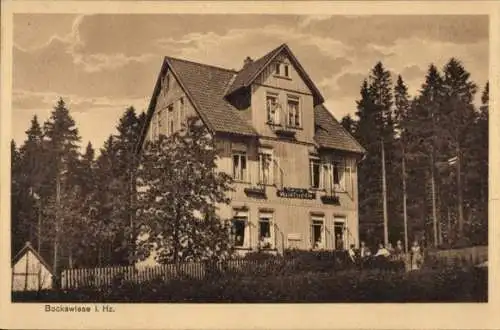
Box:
xmin=267 ymin=103 xmax=300 ymax=138
xmin=320 ymin=194 xmax=340 ymax=205
xmin=243 ymin=184 xmax=267 ymax=199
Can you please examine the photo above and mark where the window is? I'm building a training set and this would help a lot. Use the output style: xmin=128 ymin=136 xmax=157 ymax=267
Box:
xmin=266 ymin=94 xmax=279 ymax=124
xmin=275 ymin=63 xmax=280 ymax=75
xmin=334 ymin=217 xmax=346 ymax=250
xmin=310 ymin=158 xmax=321 ymax=189
xmin=232 ymin=211 xmax=248 ymax=248
xmin=284 ymin=64 xmax=289 ymax=77
xmin=333 ymin=161 xmax=345 ymax=191
xmin=311 ymin=217 xmax=325 ymax=250
xmin=167 ymin=104 xmax=174 ymax=135
xmin=287 ymin=96 xmax=300 ymax=127
xmin=232 ymin=153 xmax=247 ymax=181
xmin=258 ymin=212 xmax=273 ymax=249
xmin=259 ymin=151 xmax=273 ymax=185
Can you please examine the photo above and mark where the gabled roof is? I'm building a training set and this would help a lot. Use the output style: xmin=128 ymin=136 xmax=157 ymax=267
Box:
xmin=166 ymin=57 xmax=257 ymax=137
xmin=226 ymin=43 xmax=325 ymax=105
xmin=137 ymin=44 xmax=364 ymax=156
xmin=314 ymin=104 xmax=366 ymax=155
xmin=12 ymin=242 xmax=53 ymax=274
xmin=137 ymin=56 xmax=257 ymax=152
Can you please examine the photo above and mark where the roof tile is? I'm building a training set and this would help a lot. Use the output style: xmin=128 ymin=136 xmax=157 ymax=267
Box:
xmin=314 ymin=104 xmax=366 ymax=154
xmin=167 ymin=57 xmax=257 ymax=136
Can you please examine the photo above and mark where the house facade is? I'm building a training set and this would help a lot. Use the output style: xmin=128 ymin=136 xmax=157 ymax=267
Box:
xmin=137 ymin=44 xmax=365 ymax=254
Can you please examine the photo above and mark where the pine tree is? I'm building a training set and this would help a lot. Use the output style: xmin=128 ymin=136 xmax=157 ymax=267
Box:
xmin=114 ymin=107 xmax=144 ymax=263
xmin=462 ymin=81 xmax=488 ymax=243
xmin=393 ymin=75 xmax=411 ymax=251
xmin=42 ymin=98 xmax=82 ymax=278
xmin=369 ymin=62 xmax=394 ymax=246
xmin=136 ymin=117 xmax=234 ymax=264
xmin=406 ymin=64 xmax=445 ymax=247
xmin=441 ymin=58 xmax=478 ymax=241
xmin=355 ymin=79 xmax=383 ymax=245
xmin=18 ymin=115 xmax=47 ymax=252
xmin=340 ymin=114 xmax=357 ymax=136
xmin=11 ymin=140 xmax=27 ymax=258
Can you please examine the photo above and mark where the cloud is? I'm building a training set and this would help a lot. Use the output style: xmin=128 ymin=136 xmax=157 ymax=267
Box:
xmin=12 ymin=14 xmax=488 ymax=152
xmin=13 ymin=90 xmax=148 ymax=114
xmin=302 ymin=15 xmax=488 ymax=47
xmin=400 ymin=64 xmax=427 ymax=83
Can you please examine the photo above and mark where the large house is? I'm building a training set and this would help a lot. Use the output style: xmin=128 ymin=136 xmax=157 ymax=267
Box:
xmin=137 ymin=43 xmax=365 ymax=254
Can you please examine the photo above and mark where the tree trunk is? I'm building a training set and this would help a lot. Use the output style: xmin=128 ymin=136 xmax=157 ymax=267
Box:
xmin=447 ymin=207 xmax=452 ymax=244
xmin=381 ymin=139 xmax=388 ymax=246
xmin=402 ymin=145 xmax=409 ymax=254
xmin=430 ymin=155 xmax=438 ymax=248
xmin=456 ymin=145 xmax=464 ymax=237
xmin=37 ymin=200 xmax=42 ymax=254
xmin=53 ymin=173 xmax=60 ymax=289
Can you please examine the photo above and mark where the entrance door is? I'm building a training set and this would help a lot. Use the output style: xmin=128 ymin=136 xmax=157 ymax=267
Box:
xmin=334 ymin=216 xmax=346 ymax=250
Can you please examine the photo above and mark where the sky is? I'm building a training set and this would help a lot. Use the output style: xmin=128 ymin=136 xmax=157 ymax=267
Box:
xmin=12 ymin=14 xmax=489 ymax=153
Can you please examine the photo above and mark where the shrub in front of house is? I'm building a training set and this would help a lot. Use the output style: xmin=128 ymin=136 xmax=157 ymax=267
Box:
xmin=12 ymin=264 xmax=487 ymax=303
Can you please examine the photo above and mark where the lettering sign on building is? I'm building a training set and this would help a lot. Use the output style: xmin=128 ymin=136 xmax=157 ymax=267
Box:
xmin=277 ymin=187 xmax=316 ymax=200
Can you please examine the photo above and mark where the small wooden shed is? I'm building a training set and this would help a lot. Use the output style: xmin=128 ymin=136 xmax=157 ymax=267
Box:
xmin=11 ymin=242 xmax=53 ymax=291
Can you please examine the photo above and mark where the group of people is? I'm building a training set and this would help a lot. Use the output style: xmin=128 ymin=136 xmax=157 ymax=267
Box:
xmin=347 ymin=239 xmax=424 ymax=271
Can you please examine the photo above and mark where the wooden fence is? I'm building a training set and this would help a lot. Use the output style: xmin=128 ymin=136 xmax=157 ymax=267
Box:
xmin=60 ymin=258 xmax=289 ymax=289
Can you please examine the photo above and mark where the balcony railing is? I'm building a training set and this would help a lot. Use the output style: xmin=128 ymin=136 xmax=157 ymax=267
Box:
xmin=267 ymin=103 xmax=299 ymax=137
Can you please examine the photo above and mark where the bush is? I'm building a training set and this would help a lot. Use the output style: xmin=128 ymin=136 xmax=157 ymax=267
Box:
xmin=12 ymin=265 xmax=487 ymax=303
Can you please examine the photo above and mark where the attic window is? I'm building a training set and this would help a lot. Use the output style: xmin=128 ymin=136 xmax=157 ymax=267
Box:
xmin=275 ymin=63 xmax=280 ymax=75
xmin=284 ymin=64 xmax=289 ymax=77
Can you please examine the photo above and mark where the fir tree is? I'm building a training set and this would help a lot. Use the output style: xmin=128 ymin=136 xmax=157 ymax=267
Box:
xmin=42 ymin=98 xmax=82 ymax=277
xmin=441 ymin=58 xmax=478 ymax=240
xmin=340 ymin=114 xmax=357 ymax=136
xmin=355 ymin=79 xmax=383 ymax=245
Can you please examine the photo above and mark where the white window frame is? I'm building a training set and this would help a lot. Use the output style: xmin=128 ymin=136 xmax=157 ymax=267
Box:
xmin=232 ymin=152 xmax=248 ymax=182
xmin=258 ymin=148 xmax=274 ymax=185
xmin=266 ymin=93 xmax=279 ymax=125
xmin=311 ymin=216 xmax=326 ymax=250
xmin=284 ymin=63 xmax=290 ymax=78
xmin=287 ymin=95 xmax=301 ymax=128
xmin=333 ymin=160 xmax=346 ymax=192
xmin=232 ymin=210 xmax=249 ymax=249
xmin=258 ymin=211 xmax=274 ymax=250
xmin=310 ymin=157 xmax=322 ymax=189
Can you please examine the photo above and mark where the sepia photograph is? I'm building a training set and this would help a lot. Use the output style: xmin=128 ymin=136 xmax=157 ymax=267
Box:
xmin=7 ymin=11 xmax=490 ymax=304
xmin=2 ymin=2 xmax=499 ymax=328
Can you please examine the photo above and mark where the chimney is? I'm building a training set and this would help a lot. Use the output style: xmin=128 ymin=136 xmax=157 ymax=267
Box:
xmin=243 ymin=56 xmax=253 ymax=68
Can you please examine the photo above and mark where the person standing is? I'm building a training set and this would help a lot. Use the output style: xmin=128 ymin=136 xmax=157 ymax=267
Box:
xmin=410 ymin=240 xmax=423 ymax=270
